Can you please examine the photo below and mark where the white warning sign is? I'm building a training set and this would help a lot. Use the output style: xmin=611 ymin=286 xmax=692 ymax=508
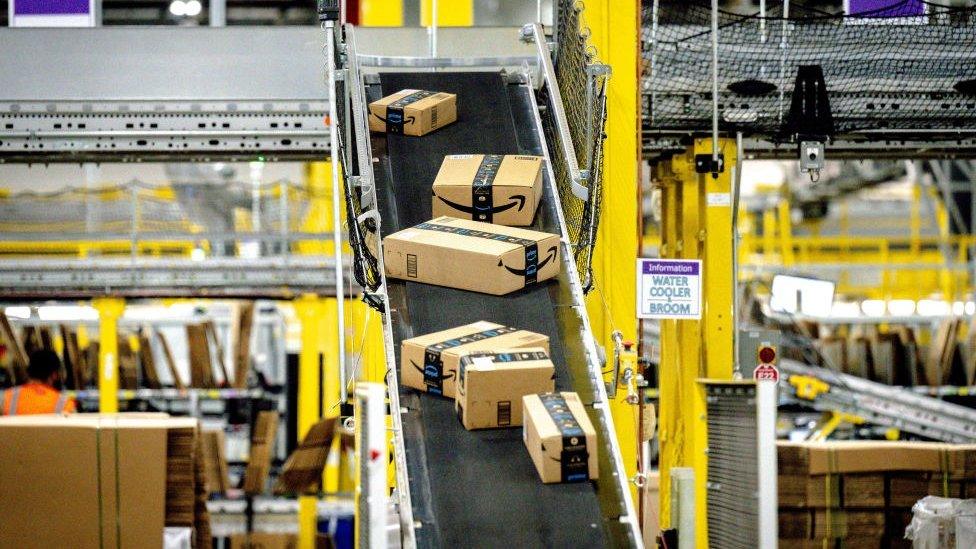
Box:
xmin=637 ymin=259 xmax=702 ymax=320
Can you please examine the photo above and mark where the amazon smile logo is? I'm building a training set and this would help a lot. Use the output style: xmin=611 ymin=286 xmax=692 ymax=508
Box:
xmin=498 ymin=246 xmax=557 ymax=277
xmin=434 ymin=193 xmax=526 ymax=215
xmin=410 ymin=360 xmax=455 ymax=382
xmin=370 ymin=112 xmax=416 ymax=126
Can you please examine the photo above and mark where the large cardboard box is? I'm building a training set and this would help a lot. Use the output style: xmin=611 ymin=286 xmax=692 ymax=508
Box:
xmin=0 ymin=414 xmax=199 ymax=549
xmin=454 ymin=347 xmax=555 ymax=430
xmin=431 ymin=154 xmax=544 ymax=226
xmin=384 ymin=216 xmax=561 ymax=295
xmin=368 ymin=89 xmax=457 ymax=136
xmin=401 ymin=321 xmax=549 ymax=399
xmin=522 ymin=392 xmax=598 ymax=484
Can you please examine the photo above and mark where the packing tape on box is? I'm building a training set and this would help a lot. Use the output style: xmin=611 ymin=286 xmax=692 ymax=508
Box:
xmin=471 ymin=155 xmax=502 ymax=223
xmin=417 ymin=325 xmax=519 ymax=396
xmin=415 ymin=221 xmax=555 ymax=286
xmin=539 ymin=393 xmax=590 ymax=483
xmin=457 ymin=349 xmax=551 ymax=389
xmin=374 ymin=90 xmax=436 ymax=135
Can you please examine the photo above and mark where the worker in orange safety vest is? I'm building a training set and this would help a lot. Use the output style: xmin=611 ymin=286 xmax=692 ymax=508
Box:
xmin=2 ymin=349 xmax=76 ymax=415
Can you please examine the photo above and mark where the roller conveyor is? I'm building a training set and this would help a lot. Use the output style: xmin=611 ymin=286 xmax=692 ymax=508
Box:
xmin=369 ymin=71 xmax=624 ymax=548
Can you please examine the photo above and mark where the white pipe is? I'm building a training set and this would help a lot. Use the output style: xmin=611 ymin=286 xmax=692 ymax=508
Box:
xmin=711 ymin=0 xmax=720 ymax=162
xmin=671 ymin=467 xmax=695 ymax=549
xmin=356 ymin=382 xmax=388 ymax=549
xmin=756 ymin=381 xmax=778 ymax=548
xmin=428 ymin=0 xmax=438 ymax=58
xmin=325 ymin=22 xmax=347 ymax=402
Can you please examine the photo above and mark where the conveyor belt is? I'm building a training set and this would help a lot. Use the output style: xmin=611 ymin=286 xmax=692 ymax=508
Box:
xmin=370 ymin=72 xmax=619 ymax=548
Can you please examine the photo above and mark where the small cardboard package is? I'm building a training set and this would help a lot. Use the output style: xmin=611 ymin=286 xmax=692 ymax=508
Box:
xmin=454 ymin=347 xmax=555 ymax=430
xmin=432 ymin=154 xmax=544 ymax=226
xmin=523 ymin=391 xmax=598 ymax=484
xmin=368 ymin=89 xmax=457 ymax=136
xmin=384 ymin=216 xmax=560 ymax=295
xmin=401 ymin=321 xmax=549 ymax=399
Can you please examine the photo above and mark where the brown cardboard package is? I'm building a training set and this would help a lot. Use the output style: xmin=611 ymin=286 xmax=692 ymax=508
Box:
xmin=522 ymin=391 xmax=598 ymax=484
xmin=0 ymin=414 xmax=199 ymax=549
xmin=368 ymin=89 xmax=457 ymax=136
xmin=401 ymin=321 xmax=549 ymax=399
xmin=431 ymin=154 xmax=544 ymax=226
xmin=454 ymin=347 xmax=554 ymax=430
xmin=384 ymin=216 xmax=561 ymax=295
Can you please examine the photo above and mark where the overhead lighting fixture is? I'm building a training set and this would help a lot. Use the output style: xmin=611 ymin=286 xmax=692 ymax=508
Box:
xmin=770 ymin=274 xmax=835 ymax=317
xmin=185 ymin=0 xmax=202 ymax=17
xmin=169 ymin=0 xmax=187 ymax=16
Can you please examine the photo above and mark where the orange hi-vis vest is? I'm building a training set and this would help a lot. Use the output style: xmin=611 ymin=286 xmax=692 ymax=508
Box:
xmin=1 ymin=382 xmax=76 ymax=415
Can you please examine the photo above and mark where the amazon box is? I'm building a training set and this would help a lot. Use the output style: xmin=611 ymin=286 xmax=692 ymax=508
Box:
xmin=523 ymin=392 xmax=598 ymax=484
xmin=383 ymin=216 xmax=560 ymax=295
xmin=368 ymin=89 xmax=457 ymax=136
xmin=454 ymin=348 xmax=555 ymax=430
xmin=401 ymin=321 xmax=549 ymax=399
xmin=432 ymin=154 xmax=544 ymax=226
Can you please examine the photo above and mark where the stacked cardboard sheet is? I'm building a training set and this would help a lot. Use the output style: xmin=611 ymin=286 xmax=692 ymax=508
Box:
xmin=0 ymin=414 xmax=208 ymax=549
xmin=778 ymin=441 xmax=976 ymax=548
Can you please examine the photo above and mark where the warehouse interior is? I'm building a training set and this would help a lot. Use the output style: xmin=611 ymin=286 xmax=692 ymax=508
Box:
xmin=1 ymin=0 xmax=975 ymax=548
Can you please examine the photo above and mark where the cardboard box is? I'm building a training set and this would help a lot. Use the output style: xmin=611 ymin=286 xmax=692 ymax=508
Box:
xmin=777 ymin=441 xmax=945 ymax=475
xmin=368 ymin=89 xmax=457 ymax=136
xmin=431 ymin=154 xmax=544 ymax=226
xmin=401 ymin=321 xmax=549 ymax=399
xmin=522 ymin=392 xmax=598 ymax=484
xmin=0 ymin=414 xmax=199 ymax=549
xmin=384 ymin=216 xmax=561 ymax=295
xmin=454 ymin=347 xmax=555 ymax=430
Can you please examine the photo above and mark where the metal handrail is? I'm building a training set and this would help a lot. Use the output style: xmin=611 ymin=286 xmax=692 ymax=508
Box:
xmin=528 ymin=22 xmax=589 ymax=202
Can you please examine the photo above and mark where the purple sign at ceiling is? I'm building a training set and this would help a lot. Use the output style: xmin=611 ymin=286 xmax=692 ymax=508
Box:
xmin=13 ymin=0 xmax=91 ymax=15
xmin=847 ymin=0 xmax=926 ymax=17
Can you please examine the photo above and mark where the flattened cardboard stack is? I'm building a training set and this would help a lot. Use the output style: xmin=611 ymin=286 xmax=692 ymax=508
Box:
xmin=274 ymin=417 xmax=338 ymax=495
xmin=778 ymin=441 xmax=976 ymax=548
xmin=187 ymin=323 xmax=217 ymax=388
xmin=0 ymin=414 xmax=207 ymax=549
xmin=201 ymin=429 xmax=231 ymax=495
xmin=0 ymin=310 xmax=28 ymax=384
xmin=243 ymin=410 xmax=280 ymax=495
xmin=384 ymin=216 xmax=561 ymax=295
xmin=231 ymin=301 xmax=255 ymax=389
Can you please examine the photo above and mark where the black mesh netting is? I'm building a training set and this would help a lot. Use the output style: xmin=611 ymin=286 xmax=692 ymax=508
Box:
xmin=541 ymin=0 xmax=608 ymax=293
xmin=643 ymin=0 xmax=976 ymax=138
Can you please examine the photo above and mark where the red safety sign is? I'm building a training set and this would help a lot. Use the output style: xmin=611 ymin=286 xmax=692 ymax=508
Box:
xmin=753 ymin=364 xmax=780 ymax=382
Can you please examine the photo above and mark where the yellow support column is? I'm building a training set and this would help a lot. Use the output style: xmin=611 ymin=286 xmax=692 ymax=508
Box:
xmin=360 ymin=0 xmax=403 ymax=26
xmin=584 ymin=0 xmax=641 ymax=506
xmin=777 ymin=199 xmax=795 ymax=266
xmin=295 ymin=294 xmax=324 ymax=549
xmin=420 ymin=0 xmax=473 ymax=26
xmin=657 ymin=140 xmax=736 ymax=546
xmin=299 ymin=162 xmax=334 ymax=256
xmin=93 ymin=297 xmax=124 ymax=414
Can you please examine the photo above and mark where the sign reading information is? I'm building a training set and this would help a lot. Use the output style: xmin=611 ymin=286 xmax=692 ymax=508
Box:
xmin=637 ymin=259 xmax=702 ymax=320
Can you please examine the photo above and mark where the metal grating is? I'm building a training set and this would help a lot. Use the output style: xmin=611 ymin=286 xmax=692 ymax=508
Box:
xmin=706 ymin=383 xmax=759 ymax=549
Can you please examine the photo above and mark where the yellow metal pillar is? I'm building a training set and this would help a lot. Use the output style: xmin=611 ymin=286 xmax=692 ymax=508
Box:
xmin=299 ymin=162 xmax=334 ymax=256
xmin=777 ymin=199 xmax=795 ymax=266
xmin=322 ymin=297 xmax=342 ymax=494
xmin=296 ymin=294 xmax=325 ymax=549
xmin=360 ymin=0 xmax=403 ymax=26
xmin=584 ymin=0 xmax=641 ymax=506
xmin=420 ymin=0 xmax=473 ymax=26
xmin=657 ymin=140 xmax=736 ymax=547
xmin=93 ymin=297 xmax=124 ymax=414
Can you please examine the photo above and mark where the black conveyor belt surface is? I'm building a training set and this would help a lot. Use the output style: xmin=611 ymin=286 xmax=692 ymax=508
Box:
xmin=371 ymin=72 xmax=609 ymax=548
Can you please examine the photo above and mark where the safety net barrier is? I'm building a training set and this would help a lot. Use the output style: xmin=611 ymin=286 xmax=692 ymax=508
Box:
xmin=541 ymin=0 xmax=609 ymax=293
xmin=643 ymin=0 xmax=976 ymax=138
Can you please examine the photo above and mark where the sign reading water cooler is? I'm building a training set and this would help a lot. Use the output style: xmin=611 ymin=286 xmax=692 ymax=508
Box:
xmin=636 ymin=259 xmax=702 ymax=320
